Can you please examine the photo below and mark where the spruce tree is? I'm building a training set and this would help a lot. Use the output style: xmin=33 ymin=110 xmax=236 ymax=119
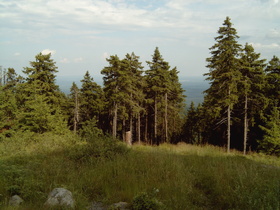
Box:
xmin=265 ymin=55 xmax=280 ymax=108
xmin=69 ymin=82 xmax=80 ymax=133
xmin=183 ymin=102 xmax=202 ymax=144
xmin=121 ymin=53 xmax=145 ymax=143
xmin=258 ymin=107 xmax=280 ymax=156
xmin=23 ymin=53 xmax=59 ymax=103
xmin=204 ymin=17 xmax=242 ymax=152
xmin=19 ymin=53 xmax=67 ymax=133
xmin=146 ymin=47 xmax=171 ymax=144
xmin=101 ymin=55 xmax=122 ymax=138
xmin=239 ymin=43 xmax=267 ymax=154
xmin=0 ymin=85 xmax=18 ymax=137
xmin=101 ymin=53 xmax=144 ymax=141
xmin=80 ymin=71 xmax=103 ymax=127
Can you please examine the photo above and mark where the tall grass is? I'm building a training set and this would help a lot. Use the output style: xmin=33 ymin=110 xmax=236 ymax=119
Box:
xmin=0 ymin=133 xmax=279 ymax=209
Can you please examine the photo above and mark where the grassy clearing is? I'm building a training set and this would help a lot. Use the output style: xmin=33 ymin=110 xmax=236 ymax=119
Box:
xmin=0 ymin=133 xmax=279 ymax=209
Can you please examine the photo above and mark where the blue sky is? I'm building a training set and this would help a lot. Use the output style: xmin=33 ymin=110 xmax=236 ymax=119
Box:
xmin=0 ymin=0 xmax=279 ymax=79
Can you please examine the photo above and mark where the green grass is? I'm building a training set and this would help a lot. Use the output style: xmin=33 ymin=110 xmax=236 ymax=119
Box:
xmin=0 ymin=133 xmax=279 ymax=209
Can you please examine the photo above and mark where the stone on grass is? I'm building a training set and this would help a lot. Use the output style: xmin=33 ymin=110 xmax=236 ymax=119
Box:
xmin=9 ymin=195 xmax=24 ymax=206
xmin=88 ymin=201 xmax=107 ymax=210
xmin=44 ymin=188 xmax=75 ymax=208
xmin=111 ymin=202 xmax=130 ymax=210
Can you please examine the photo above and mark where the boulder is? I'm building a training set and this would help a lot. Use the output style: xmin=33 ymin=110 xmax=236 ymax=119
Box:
xmin=9 ymin=195 xmax=24 ymax=206
xmin=44 ymin=188 xmax=75 ymax=208
xmin=88 ymin=201 xmax=107 ymax=210
xmin=111 ymin=202 xmax=130 ymax=210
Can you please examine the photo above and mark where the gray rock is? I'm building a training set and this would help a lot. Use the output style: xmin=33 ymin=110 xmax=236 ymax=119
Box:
xmin=9 ymin=195 xmax=24 ymax=206
xmin=44 ymin=188 xmax=75 ymax=208
xmin=88 ymin=201 xmax=108 ymax=210
xmin=111 ymin=202 xmax=130 ymax=210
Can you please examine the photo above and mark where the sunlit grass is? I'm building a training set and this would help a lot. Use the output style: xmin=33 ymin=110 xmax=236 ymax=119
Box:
xmin=0 ymin=133 xmax=279 ymax=209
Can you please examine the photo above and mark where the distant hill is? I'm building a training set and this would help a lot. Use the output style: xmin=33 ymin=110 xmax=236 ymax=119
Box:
xmin=56 ymin=75 xmax=209 ymax=106
xmin=56 ymin=75 xmax=102 ymax=94
xmin=180 ymin=76 xmax=209 ymax=106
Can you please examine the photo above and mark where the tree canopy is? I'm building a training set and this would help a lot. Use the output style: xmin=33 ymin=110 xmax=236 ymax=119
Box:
xmin=0 ymin=17 xmax=279 ymax=156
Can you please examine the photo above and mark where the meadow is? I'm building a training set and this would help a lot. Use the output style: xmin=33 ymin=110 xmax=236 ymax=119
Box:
xmin=0 ymin=132 xmax=279 ymax=209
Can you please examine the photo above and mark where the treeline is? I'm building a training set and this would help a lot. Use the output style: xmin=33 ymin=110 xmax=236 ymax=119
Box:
xmin=183 ymin=17 xmax=279 ymax=155
xmin=0 ymin=47 xmax=185 ymax=145
xmin=0 ymin=17 xmax=279 ymax=155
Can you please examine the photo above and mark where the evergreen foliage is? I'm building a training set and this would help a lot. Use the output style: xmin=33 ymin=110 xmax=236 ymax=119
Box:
xmin=204 ymin=17 xmax=242 ymax=152
xmin=68 ymin=82 xmax=80 ymax=133
xmin=258 ymin=107 xmax=280 ymax=156
xmin=146 ymin=47 xmax=185 ymax=144
xmin=265 ymin=55 xmax=280 ymax=108
xmin=238 ymin=43 xmax=267 ymax=154
xmin=19 ymin=53 xmax=67 ymax=133
xmin=80 ymin=71 xmax=104 ymax=128
xmin=101 ymin=55 xmax=123 ymax=138
xmin=183 ymin=102 xmax=203 ymax=144
xmin=0 ymin=16 xmax=279 ymax=154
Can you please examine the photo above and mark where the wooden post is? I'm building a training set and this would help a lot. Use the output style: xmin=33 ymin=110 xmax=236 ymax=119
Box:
xmin=125 ymin=131 xmax=132 ymax=146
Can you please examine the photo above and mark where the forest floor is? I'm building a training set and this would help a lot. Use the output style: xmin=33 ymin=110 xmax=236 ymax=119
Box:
xmin=0 ymin=132 xmax=279 ymax=209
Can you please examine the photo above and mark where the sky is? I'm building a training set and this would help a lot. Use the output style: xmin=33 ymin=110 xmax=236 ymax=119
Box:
xmin=0 ymin=0 xmax=280 ymax=79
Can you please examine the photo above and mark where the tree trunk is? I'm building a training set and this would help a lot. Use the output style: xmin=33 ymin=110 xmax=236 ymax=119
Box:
xmin=137 ymin=113 xmax=141 ymax=144
xmin=122 ymin=118 xmax=126 ymax=142
xmin=145 ymin=112 xmax=148 ymax=144
xmin=227 ymin=104 xmax=231 ymax=153
xmin=243 ymin=93 xmax=248 ymax=155
xmin=112 ymin=102 xmax=118 ymax=138
xmin=73 ymin=117 xmax=77 ymax=134
xmin=129 ymin=111 xmax=133 ymax=143
xmin=73 ymin=88 xmax=79 ymax=134
xmin=154 ymin=95 xmax=157 ymax=144
xmin=164 ymin=92 xmax=168 ymax=143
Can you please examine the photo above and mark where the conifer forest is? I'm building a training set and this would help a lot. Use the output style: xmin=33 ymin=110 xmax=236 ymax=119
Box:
xmin=0 ymin=17 xmax=279 ymax=156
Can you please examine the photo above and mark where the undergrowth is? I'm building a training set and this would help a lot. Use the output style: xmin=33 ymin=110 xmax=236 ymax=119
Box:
xmin=0 ymin=133 xmax=279 ymax=209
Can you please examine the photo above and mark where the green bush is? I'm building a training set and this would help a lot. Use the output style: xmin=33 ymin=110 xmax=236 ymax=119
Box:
xmin=132 ymin=189 xmax=164 ymax=210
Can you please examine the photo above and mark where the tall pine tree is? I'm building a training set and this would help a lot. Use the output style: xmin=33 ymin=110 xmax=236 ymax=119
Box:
xmin=204 ymin=17 xmax=242 ymax=152
xmin=121 ymin=53 xmax=145 ymax=143
xmin=239 ymin=43 xmax=267 ymax=154
xmin=146 ymin=47 xmax=171 ymax=144
xmin=80 ymin=71 xmax=103 ymax=128
xmin=19 ymin=53 xmax=67 ymax=133
xmin=101 ymin=55 xmax=123 ymax=138
xmin=265 ymin=55 xmax=280 ymax=108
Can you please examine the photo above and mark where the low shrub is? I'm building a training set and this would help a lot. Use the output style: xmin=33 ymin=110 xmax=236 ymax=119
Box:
xmin=132 ymin=189 xmax=164 ymax=210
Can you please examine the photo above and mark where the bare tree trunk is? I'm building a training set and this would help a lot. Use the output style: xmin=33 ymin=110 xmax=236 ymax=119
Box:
xmin=73 ymin=87 xmax=79 ymax=134
xmin=0 ymin=66 xmax=2 ymax=86
xmin=112 ymin=102 xmax=118 ymax=138
xmin=129 ymin=112 xmax=133 ymax=143
xmin=145 ymin=112 xmax=148 ymax=144
xmin=227 ymin=104 xmax=231 ymax=153
xmin=73 ymin=117 xmax=77 ymax=134
xmin=243 ymin=93 xmax=248 ymax=155
xmin=164 ymin=92 xmax=168 ymax=143
xmin=122 ymin=118 xmax=126 ymax=142
xmin=137 ymin=113 xmax=141 ymax=144
xmin=154 ymin=95 xmax=157 ymax=144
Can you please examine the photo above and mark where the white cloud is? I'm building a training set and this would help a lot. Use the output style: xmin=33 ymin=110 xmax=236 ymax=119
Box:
xmin=14 ymin=52 xmax=21 ymax=56
xmin=1 ymin=0 xmax=279 ymax=77
xmin=74 ymin=57 xmax=84 ymax=63
xmin=102 ymin=52 xmax=110 ymax=60
xmin=60 ymin=58 xmax=69 ymax=63
xmin=266 ymin=29 xmax=280 ymax=39
xmin=41 ymin=49 xmax=56 ymax=55
xmin=250 ymin=42 xmax=280 ymax=50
